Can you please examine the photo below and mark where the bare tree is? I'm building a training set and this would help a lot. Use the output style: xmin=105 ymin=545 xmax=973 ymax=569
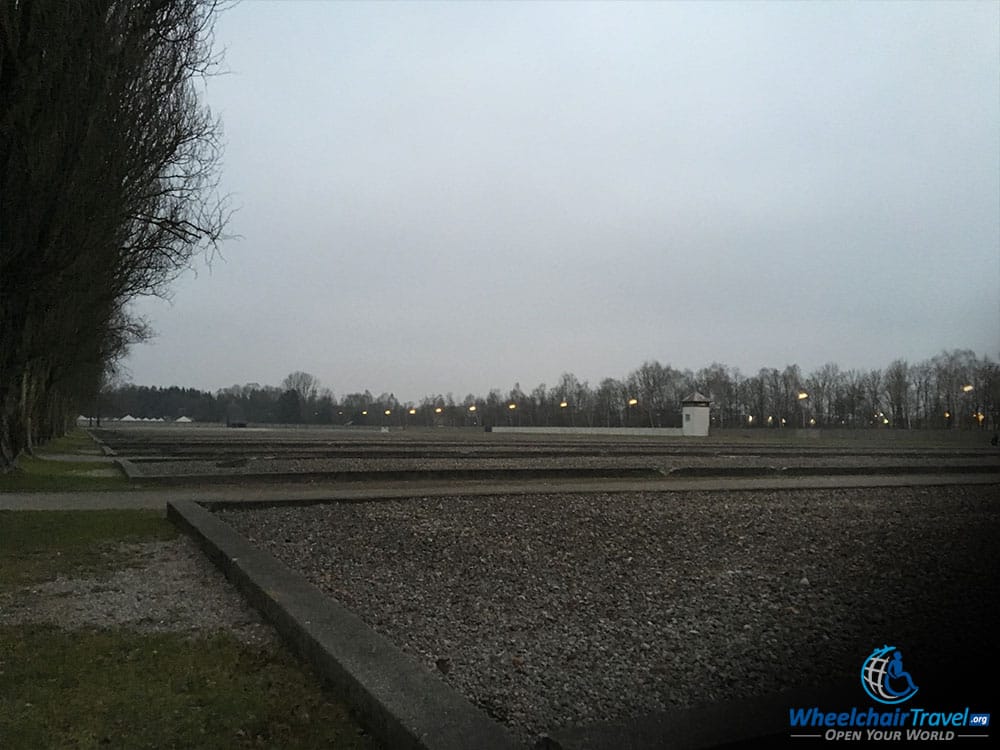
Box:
xmin=806 ymin=362 xmax=841 ymax=427
xmin=1 ymin=0 xmax=230 ymax=469
xmin=627 ymin=361 xmax=680 ymax=427
xmin=281 ymin=371 xmax=320 ymax=403
xmin=556 ymin=372 xmax=580 ymax=426
xmin=884 ymin=360 xmax=911 ymax=428
xmin=697 ymin=362 xmax=738 ymax=428
xmin=863 ymin=369 xmax=884 ymax=425
xmin=529 ymin=383 xmax=549 ymax=426
xmin=595 ymin=378 xmax=627 ymax=427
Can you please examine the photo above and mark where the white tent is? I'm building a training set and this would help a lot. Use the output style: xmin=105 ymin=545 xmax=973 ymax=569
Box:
xmin=120 ymin=414 xmax=137 ymax=422
xmin=175 ymin=416 xmax=193 ymax=423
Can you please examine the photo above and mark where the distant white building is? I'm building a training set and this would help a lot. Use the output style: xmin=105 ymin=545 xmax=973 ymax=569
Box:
xmin=681 ymin=392 xmax=711 ymax=437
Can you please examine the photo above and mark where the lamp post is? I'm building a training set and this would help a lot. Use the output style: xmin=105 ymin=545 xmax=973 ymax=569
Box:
xmin=559 ymin=399 xmax=570 ymax=426
xmin=627 ymin=398 xmax=638 ymax=427
xmin=961 ymin=384 xmax=974 ymax=429
xmin=797 ymin=391 xmax=809 ymax=428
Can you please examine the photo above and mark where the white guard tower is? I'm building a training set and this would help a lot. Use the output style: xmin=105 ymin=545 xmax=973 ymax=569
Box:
xmin=681 ymin=392 xmax=711 ymax=436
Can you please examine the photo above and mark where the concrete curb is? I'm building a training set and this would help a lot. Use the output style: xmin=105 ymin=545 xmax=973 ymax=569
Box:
xmin=665 ymin=464 xmax=999 ymax=478
xmin=123 ymin=463 xmax=999 ymax=487
xmin=84 ymin=428 xmax=117 ymax=456
xmin=166 ymin=499 xmax=522 ymax=750
xmin=113 ymin=456 xmax=144 ymax=480
xmin=778 ymin=464 xmax=1000 ymax=476
xmin=130 ymin=466 xmax=666 ymax=486
xmin=105 ymin=446 xmax=1000 ymax=460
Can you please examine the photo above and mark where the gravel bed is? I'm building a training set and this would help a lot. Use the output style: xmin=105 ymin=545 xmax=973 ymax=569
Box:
xmin=216 ymin=487 xmax=999 ymax=746
xmin=134 ymin=455 xmax=655 ymax=476
xmin=0 ymin=535 xmax=279 ymax=646
xmin=133 ymin=454 xmax=998 ymax=476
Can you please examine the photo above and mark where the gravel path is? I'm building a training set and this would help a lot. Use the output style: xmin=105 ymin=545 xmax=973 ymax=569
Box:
xmin=217 ymin=486 xmax=999 ymax=746
xmin=0 ymin=535 xmax=279 ymax=646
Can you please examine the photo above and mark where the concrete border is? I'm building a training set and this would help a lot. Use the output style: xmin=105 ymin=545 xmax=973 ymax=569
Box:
xmin=83 ymin=427 xmax=118 ymax=456
xmin=665 ymin=463 xmax=1000 ymax=478
xmin=130 ymin=463 xmax=998 ymax=486
xmin=129 ymin=466 xmax=665 ymax=486
xmin=85 ymin=427 xmax=143 ymax=478
xmin=162 ymin=488 xmax=938 ymax=750
xmin=166 ymin=499 xmax=521 ymax=750
xmin=112 ymin=456 xmax=144 ymax=480
xmin=491 ymin=426 xmax=684 ymax=437
xmin=85 ymin=428 xmax=117 ymax=457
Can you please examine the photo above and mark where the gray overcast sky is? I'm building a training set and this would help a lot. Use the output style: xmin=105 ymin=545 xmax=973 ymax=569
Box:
xmin=124 ymin=0 xmax=1000 ymax=402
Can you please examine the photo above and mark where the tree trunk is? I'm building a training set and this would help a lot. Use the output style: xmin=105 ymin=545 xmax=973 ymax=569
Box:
xmin=20 ymin=365 xmax=35 ymax=456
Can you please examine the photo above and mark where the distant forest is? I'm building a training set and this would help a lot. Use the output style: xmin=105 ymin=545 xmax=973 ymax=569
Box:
xmin=95 ymin=349 xmax=997 ymax=431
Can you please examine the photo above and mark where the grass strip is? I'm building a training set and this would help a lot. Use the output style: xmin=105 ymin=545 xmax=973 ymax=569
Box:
xmin=0 ymin=455 xmax=129 ymax=493
xmin=0 ymin=510 xmax=380 ymax=749
xmin=0 ymin=625 xmax=379 ymax=750
xmin=0 ymin=510 xmax=174 ymax=588
xmin=0 ymin=429 xmax=130 ymax=492
xmin=33 ymin=429 xmax=105 ymax=456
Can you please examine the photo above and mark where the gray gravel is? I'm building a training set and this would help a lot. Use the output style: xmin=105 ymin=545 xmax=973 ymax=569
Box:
xmin=0 ymin=535 xmax=279 ymax=646
xmin=134 ymin=454 xmax=997 ymax=476
xmin=216 ymin=486 xmax=999 ymax=746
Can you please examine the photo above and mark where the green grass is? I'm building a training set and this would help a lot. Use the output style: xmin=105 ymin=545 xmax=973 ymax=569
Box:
xmin=1 ymin=429 xmax=130 ymax=492
xmin=0 ymin=510 xmax=176 ymax=588
xmin=0 ymin=510 xmax=380 ymax=749
xmin=0 ymin=454 xmax=130 ymax=492
xmin=34 ymin=429 xmax=106 ymax=456
xmin=0 ymin=626 xmax=379 ymax=750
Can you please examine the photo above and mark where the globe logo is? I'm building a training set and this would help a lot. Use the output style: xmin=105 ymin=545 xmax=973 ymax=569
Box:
xmin=861 ymin=645 xmax=919 ymax=704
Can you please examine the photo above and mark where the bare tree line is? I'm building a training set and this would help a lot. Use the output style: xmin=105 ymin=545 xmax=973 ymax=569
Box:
xmin=99 ymin=349 xmax=998 ymax=432
xmin=3 ymin=3 xmax=995 ymax=475
xmin=0 ymin=1 xmax=228 ymax=470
